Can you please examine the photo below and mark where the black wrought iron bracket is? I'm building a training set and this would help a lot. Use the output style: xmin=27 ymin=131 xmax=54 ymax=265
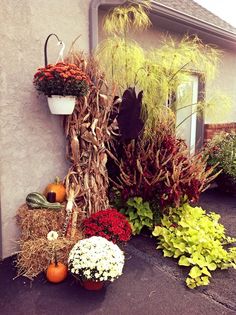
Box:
xmin=44 ymin=33 xmax=62 ymax=66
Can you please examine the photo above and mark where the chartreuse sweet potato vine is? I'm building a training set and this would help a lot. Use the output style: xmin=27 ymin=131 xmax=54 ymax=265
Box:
xmin=152 ymin=203 xmax=236 ymax=289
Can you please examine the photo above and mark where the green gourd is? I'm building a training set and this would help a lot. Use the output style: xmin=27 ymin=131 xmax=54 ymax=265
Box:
xmin=26 ymin=192 xmax=62 ymax=210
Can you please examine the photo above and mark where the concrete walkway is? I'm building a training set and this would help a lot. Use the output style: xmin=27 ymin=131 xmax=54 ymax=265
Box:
xmin=0 ymin=188 xmax=235 ymax=315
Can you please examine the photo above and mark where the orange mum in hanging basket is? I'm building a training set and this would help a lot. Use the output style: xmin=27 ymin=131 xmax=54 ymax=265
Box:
xmin=33 ymin=62 xmax=91 ymax=97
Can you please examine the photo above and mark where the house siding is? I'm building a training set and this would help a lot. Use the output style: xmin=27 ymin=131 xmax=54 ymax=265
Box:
xmin=205 ymin=49 xmax=236 ymax=124
xmin=0 ymin=0 xmax=91 ymax=259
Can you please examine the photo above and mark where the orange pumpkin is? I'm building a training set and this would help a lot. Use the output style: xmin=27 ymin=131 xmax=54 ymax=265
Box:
xmin=45 ymin=177 xmax=66 ymax=203
xmin=46 ymin=262 xmax=68 ymax=283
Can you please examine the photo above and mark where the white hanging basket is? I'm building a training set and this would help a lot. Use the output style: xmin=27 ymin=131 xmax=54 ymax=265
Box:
xmin=47 ymin=95 xmax=76 ymax=115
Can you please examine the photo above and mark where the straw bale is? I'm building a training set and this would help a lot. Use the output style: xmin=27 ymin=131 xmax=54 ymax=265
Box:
xmin=16 ymin=204 xmax=66 ymax=241
xmin=16 ymin=237 xmax=80 ymax=280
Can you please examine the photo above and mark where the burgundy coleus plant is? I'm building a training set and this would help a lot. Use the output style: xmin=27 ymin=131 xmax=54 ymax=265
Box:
xmin=116 ymin=123 xmax=216 ymax=210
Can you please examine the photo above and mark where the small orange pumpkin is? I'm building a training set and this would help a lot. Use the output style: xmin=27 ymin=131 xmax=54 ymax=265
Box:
xmin=44 ymin=177 xmax=66 ymax=203
xmin=46 ymin=262 xmax=68 ymax=283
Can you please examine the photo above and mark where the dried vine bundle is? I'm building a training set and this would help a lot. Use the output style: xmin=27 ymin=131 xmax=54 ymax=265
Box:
xmin=64 ymin=51 xmax=115 ymax=218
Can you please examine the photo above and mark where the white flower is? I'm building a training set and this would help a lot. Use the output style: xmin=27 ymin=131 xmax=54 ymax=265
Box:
xmin=68 ymin=236 xmax=125 ymax=282
xmin=47 ymin=230 xmax=59 ymax=241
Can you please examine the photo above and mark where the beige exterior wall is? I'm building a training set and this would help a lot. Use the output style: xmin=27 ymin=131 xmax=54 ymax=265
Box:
xmin=0 ymin=0 xmax=91 ymax=258
xmin=205 ymin=49 xmax=236 ymax=124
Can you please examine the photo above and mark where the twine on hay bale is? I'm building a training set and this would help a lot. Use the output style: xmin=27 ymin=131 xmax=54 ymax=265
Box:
xmin=16 ymin=237 xmax=80 ymax=280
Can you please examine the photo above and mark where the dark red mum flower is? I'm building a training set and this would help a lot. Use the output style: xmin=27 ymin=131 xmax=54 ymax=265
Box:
xmin=82 ymin=208 xmax=132 ymax=244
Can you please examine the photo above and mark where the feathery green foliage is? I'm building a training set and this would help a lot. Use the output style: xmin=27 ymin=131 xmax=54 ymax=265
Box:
xmin=104 ymin=0 xmax=151 ymax=35
xmin=96 ymin=37 xmax=145 ymax=91
xmin=97 ymin=1 xmax=224 ymax=130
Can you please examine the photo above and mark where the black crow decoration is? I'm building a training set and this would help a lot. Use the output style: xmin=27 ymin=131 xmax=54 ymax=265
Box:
xmin=106 ymin=87 xmax=145 ymax=186
xmin=117 ymin=87 xmax=144 ymax=142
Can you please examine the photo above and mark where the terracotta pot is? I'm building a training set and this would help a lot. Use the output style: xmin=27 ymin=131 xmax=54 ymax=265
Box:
xmin=47 ymin=95 xmax=76 ymax=115
xmin=82 ymin=279 xmax=104 ymax=291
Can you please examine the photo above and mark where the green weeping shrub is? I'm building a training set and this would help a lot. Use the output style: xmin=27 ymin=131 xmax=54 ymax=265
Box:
xmin=152 ymin=203 xmax=236 ymax=288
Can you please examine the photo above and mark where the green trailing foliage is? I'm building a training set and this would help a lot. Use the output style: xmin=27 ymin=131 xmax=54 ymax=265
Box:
xmin=120 ymin=197 xmax=153 ymax=235
xmin=152 ymin=203 xmax=236 ymax=289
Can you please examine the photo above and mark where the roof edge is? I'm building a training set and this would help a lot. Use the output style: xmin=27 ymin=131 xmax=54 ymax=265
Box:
xmin=89 ymin=0 xmax=236 ymax=52
xmin=149 ymin=0 xmax=236 ymax=42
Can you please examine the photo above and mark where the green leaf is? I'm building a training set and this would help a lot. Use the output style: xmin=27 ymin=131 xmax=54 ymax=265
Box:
xmin=152 ymin=226 xmax=162 ymax=236
xmin=129 ymin=211 xmax=138 ymax=220
xmin=143 ymin=210 xmax=153 ymax=220
xmin=119 ymin=208 xmax=126 ymax=214
xmin=163 ymin=249 xmax=173 ymax=257
xmin=174 ymin=242 xmax=186 ymax=252
xmin=208 ymin=262 xmax=217 ymax=271
xmin=179 ymin=255 xmax=191 ymax=266
xmin=179 ymin=220 xmax=189 ymax=228
xmin=186 ymin=277 xmax=196 ymax=289
xmin=174 ymin=249 xmax=182 ymax=258
xmin=189 ymin=266 xmax=202 ymax=279
xmin=134 ymin=197 xmax=142 ymax=204
xmin=201 ymin=276 xmax=210 ymax=286
xmin=201 ymin=267 xmax=211 ymax=277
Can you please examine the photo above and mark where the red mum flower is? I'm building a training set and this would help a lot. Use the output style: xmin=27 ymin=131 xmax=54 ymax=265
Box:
xmin=82 ymin=208 xmax=132 ymax=244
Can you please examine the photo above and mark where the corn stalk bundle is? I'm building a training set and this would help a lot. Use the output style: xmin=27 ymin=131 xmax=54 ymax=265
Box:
xmin=64 ymin=51 xmax=115 ymax=220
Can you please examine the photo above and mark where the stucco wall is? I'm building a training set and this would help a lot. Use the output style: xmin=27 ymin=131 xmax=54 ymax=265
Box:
xmin=204 ymin=49 xmax=236 ymax=124
xmin=0 ymin=0 xmax=90 ymax=258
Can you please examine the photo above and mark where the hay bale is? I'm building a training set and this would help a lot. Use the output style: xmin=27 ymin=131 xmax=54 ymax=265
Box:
xmin=16 ymin=204 xmax=66 ymax=241
xmin=16 ymin=204 xmax=83 ymax=279
xmin=16 ymin=237 xmax=80 ymax=280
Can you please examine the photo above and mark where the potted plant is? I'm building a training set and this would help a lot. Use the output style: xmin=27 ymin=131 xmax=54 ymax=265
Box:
xmin=205 ymin=132 xmax=236 ymax=194
xmin=33 ymin=62 xmax=90 ymax=114
xmin=82 ymin=208 xmax=132 ymax=244
xmin=68 ymin=236 xmax=125 ymax=290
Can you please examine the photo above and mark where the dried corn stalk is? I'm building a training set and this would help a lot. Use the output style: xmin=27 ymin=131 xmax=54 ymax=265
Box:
xmin=64 ymin=51 xmax=115 ymax=217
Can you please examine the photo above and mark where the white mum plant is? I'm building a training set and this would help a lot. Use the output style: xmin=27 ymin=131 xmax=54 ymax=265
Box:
xmin=68 ymin=236 xmax=125 ymax=282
